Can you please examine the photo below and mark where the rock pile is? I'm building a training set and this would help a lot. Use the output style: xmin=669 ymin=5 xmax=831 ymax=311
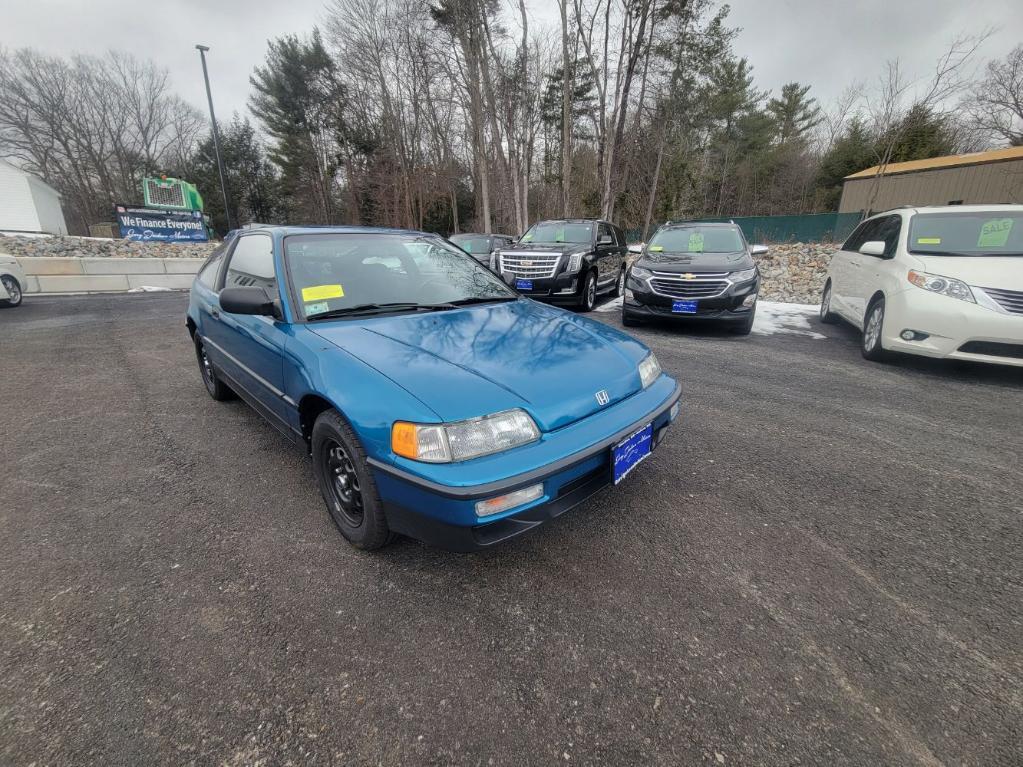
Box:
xmin=753 ymin=242 xmax=835 ymax=305
xmin=0 ymin=233 xmax=216 ymax=260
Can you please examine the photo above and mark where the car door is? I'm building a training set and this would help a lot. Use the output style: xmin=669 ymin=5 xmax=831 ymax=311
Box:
xmin=830 ymin=219 xmax=878 ymax=322
xmin=192 ymin=238 xmax=232 ymax=338
xmin=845 ymin=215 xmax=901 ymax=323
xmin=206 ymin=232 xmax=291 ymax=426
xmin=612 ymin=224 xmax=628 ymax=275
xmin=595 ymin=222 xmax=617 ymax=287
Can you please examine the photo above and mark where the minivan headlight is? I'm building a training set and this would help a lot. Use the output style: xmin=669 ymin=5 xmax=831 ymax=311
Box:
xmin=638 ymin=352 xmax=661 ymax=389
xmin=392 ymin=409 xmax=540 ymax=463
xmin=907 ymin=270 xmax=975 ymax=303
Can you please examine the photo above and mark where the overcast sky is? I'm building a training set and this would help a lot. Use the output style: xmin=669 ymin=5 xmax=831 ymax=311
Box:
xmin=3 ymin=0 xmax=1021 ymax=125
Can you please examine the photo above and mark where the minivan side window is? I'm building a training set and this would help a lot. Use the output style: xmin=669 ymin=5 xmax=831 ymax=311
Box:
xmin=197 ymin=240 xmax=230 ymax=289
xmin=843 ymin=219 xmax=880 ymax=252
xmin=223 ymin=235 xmax=278 ymax=294
xmin=873 ymin=215 xmax=902 ymax=258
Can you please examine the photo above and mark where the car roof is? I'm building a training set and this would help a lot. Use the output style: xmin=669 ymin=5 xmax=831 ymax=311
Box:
xmin=240 ymin=225 xmax=437 ymax=238
xmin=659 ymin=221 xmax=739 ymax=229
xmin=874 ymin=204 xmax=1023 ymax=217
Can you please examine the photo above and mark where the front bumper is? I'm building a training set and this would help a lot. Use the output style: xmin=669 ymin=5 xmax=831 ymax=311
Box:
xmin=882 ymin=287 xmax=1023 ymax=367
xmin=503 ymin=271 xmax=585 ymax=304
xmin=368 ymin=377 xmax=682 ymax=551
xmin=623 ymin=276 xmax=759 ymax=323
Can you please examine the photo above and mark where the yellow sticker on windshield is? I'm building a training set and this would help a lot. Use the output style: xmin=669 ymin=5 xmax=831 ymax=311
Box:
xmin=302 ymin=284 xmax=344 ymax=302
xmin=978 ymin=218 xmax=1013 ymax=248
xmin=917 ymin=237 xmax=941 ymax=245
xmin=649 ymin=245 xmax=664 ymax=252
xmin=688 ymin=233 xmax=704 ymax=252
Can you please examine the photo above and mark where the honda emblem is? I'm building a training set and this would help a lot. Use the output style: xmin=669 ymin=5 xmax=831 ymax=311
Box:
xmin=595 ymin=389 xmax=610 ymax=406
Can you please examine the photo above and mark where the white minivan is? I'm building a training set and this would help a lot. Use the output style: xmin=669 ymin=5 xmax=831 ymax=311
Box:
xmin=820 ymin=205 xmax=1023 ymax=367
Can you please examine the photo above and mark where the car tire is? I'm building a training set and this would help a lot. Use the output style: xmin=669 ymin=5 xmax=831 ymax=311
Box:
xmin=731 ymin=305 xmax=756 ymax=335
xmin=610 ymin=267 xmax=626 ymax=298
xmin=861 ymin=297 xmax=889 ymax=361
xmin=1 ymin=275 xmax=23 ymax=307
xmin=194 ymin=336 xmax=235 ymax=401
xmin=578 ymin=271 xmax=597 ymax=312
xmin=820 ymin=280 xmax=838 ymax=324
xmin=311 ymin=408 xmax=394 ymax=551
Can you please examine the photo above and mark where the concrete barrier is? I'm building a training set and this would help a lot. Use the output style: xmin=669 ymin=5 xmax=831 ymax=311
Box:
xmin=9 ymin=256 xmax=205 ymax=295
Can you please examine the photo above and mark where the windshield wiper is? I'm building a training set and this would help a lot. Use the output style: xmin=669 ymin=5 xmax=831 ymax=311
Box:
xmin=449 ymin=295 xmax=519 ymax=305
xmin=306 ymin=302 xmax=458 ymax=320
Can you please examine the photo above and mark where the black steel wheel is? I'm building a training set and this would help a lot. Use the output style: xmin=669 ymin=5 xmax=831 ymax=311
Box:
xmin=194 ymin=336 xmax=234 ymax=401
xmin=323 ymin=440 xmax=364 ymax=528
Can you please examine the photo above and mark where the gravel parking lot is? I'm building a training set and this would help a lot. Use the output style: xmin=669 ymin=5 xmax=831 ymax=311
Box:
xmin=2 ymin=292 xmax=1021 ymax=766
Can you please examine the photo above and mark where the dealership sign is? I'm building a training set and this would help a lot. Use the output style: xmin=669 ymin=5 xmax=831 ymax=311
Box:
xmin=115 ymin=205 xmax=208 ymax=242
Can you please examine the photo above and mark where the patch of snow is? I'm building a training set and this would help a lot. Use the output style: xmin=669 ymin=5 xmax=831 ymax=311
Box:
xmin=595 ymin=296 xmax=623 ymax=312
xmin=752 ymin=301 xmax=825 ymax=339
xmin=128 ymin=285 xmax=176 ymax=293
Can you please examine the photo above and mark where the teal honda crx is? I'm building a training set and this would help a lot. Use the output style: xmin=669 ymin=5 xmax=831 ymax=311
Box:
xmin=186 ymin=226 xmax=681 ymax=551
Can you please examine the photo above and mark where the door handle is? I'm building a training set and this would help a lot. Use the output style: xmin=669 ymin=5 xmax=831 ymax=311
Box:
xmin=212 ymin=308 xmax=221 ymax=318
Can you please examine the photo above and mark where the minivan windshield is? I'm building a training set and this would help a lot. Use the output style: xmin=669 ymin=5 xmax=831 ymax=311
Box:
xmin=448 ymin=234 xmax=491 ymax=255
xmin=284 ymin=234 xmax=516 ymax=320
xmin=648 ymin=226 xmax=744 ymax=254
xmin=908 ymin=211 xmax=1023 ymax=256
xmin=519 ymin=221 xmax=594 ymax=245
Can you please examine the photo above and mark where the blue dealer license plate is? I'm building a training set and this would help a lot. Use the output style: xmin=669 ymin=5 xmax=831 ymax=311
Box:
xmin=515 ymin=279 xmax=533 ymax=291
xmin=672 ymin=300 xmax=698 ymax=314
xmin=612 ymin=423 xmax=653 ymax=485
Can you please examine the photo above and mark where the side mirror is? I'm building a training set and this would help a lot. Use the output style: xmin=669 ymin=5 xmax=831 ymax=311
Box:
xmin=628 ymin=243 xmax=643 ymax=254
xmin=597 ymin=234 xmax=614 ymax=246
xmin=220 ymin=286 xmax=278 ymax=318
xmin=859 ymin=240 xmax=886 ymax=257
xmin=750 ymin=244 xmax=769 ymax=256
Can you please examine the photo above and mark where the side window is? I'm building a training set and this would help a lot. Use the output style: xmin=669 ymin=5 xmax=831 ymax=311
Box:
xmin=874 ymin=215 xmax=902 ymax=257
xmin=843 ymin=219 xmax=879 ymax=252
xmin=612 ymin=225 xmax=625 ymax=247
xmin=223 ymin=235 xmax=277 ymax=294
xmin=598 ymin=222 xmax=613 ymax=245
xmin=197 ymin=240 xmax=229 ymax=289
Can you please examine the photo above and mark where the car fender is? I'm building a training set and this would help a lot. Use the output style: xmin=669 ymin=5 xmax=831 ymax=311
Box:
xmin=282 ymin=325 xmax=443 ymax=460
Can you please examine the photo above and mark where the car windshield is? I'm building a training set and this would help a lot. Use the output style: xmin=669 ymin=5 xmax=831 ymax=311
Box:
xmin=448 ymin=235 xmax=491 ymax=255
xmin=908 ymin=211 xmax=1023 ymax=256
xmin=284 ymin=233 xmax=516 ymax=319
xmin=519 ymin=221 xmax=593 ymax=245
xmin=648 ymin=226 xmax=744 ymax=254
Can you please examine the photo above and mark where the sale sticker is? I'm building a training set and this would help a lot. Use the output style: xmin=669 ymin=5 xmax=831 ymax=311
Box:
xmin=302 ymin=284 xmax=344 ymax=302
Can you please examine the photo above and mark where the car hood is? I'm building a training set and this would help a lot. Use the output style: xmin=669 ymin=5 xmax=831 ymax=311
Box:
xmin=308 ymin=300 xmax=650 ymax=431
xmin=912 ymin=255 xmax=1023 ymax=291
xmin=637 ymin=251 xmax=752 ymax=273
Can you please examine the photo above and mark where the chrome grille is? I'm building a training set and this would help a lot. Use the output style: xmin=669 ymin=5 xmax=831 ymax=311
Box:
xmin=648 ymin=271 xmax=729 ymax=299
xmin=499 ymin=252 xmax=561 ymax=279
xmin=982 ymin=286 xmax=1023 ymax=314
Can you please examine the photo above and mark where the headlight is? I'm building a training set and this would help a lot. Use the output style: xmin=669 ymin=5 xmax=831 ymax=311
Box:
xmin=638 ymin=352 xmax=661 ymax=389
xmin=907 ymin=270 xmax=975 ymax=303
xmin=565 ymin=251 xmax=588 ymax=272
xmin=630 ymin=266 xmax=652 ymax=280
xmin=392 ymin=409 xmax=540 ymax=463
xmin=730 ymin=267 xmax=757 ymax=283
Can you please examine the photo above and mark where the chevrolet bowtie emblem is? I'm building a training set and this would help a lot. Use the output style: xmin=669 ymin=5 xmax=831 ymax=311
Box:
xmin=684 ymin=273 xmax=695 ymax=280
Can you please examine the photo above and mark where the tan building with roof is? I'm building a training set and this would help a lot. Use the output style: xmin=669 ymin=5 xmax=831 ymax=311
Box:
xmin=838 ymin=146 xmax=1023 ymax=214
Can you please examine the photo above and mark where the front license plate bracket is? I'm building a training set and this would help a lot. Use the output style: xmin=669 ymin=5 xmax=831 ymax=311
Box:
xmin=612 ymin=423 xmax=653 ymax=485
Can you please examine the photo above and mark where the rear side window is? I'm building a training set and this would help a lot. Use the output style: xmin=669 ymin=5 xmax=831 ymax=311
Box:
xmin=223 ymin=235 xmax=277 ymax=294
xmin=197 ymin=241 xmax=229 ymax=289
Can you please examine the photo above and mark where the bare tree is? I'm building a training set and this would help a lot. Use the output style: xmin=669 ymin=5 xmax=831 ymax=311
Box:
xmin=969 ymin=44 xmax=1023 ymax=146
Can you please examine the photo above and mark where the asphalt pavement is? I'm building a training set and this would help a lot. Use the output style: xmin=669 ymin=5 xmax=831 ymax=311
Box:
xmin=1 ymin=293 xmax=1021 ymax=766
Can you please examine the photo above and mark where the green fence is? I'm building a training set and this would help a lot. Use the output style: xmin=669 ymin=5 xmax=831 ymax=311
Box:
xmin=628 ymin=212 xmax=861 ymax=244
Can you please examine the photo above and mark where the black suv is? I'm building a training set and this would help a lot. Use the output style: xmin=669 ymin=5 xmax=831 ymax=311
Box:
xmin=496 ymin=219 xmax=627 ymax=311
xmin=622 ymin=222 xmax=764 ymax=334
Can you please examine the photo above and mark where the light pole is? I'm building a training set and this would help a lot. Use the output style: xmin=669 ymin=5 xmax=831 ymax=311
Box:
xmin=195 ymin=44 xmax=233 ymax=232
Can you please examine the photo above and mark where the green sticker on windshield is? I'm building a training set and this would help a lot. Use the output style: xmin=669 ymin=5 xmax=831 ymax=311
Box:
xmin=649 ymin=245 xmax=663 ymax=252
xmin=305 ymin=301 xmax=328 ymax=316
xmin=978 ymin=218 xmax=1013 ymax=248
xmin=688 ymin=232 xmax=704 ymax=252
xmin=555 ymin=228 xmax=565 ymax=243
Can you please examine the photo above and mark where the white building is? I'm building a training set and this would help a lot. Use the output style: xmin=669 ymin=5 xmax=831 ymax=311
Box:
xmin=0 ymin=158 xmax=69 ymax=235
